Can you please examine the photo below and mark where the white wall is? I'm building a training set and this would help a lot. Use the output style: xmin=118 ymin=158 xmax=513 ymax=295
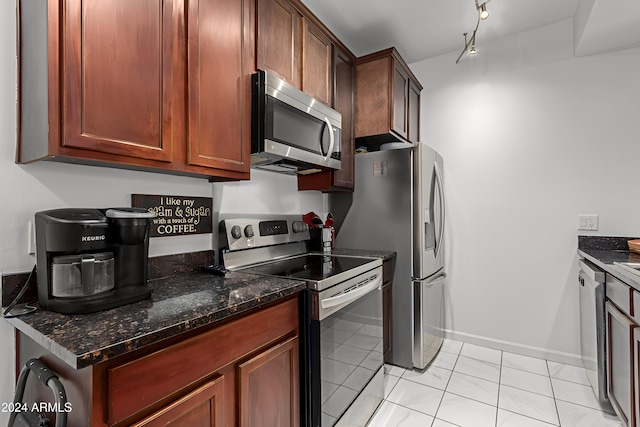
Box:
xmin=0 ymin=1 xmax=19 ymax=418
xmin=0 ymin=0 xmax=322 ymax=419
xmin=213 ymin=169 xmax=324 ymax=215
xmin=410 ymin=19 xmax=640 ymax=363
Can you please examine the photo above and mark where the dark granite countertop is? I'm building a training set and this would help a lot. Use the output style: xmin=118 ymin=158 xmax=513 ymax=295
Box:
xmin=6 ymin=272 xmax=306 ymax=370
xmin=578 ymin=236 xmax=640 ymax=290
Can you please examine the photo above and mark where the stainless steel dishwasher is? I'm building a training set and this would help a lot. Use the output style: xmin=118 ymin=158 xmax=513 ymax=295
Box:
xmin=578 ymin=258 xmax=615 ymax=414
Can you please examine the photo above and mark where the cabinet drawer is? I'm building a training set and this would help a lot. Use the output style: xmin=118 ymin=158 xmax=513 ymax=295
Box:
xmin=607 ymin=273 xmax=632 ymax=315
xmin=131 ymin=375 xmax=226 ymax=427
xmin=107 ymin=297 xmax=298 ymax=425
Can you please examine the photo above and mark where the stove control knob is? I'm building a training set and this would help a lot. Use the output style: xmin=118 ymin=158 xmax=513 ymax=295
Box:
xmin=292 ymin=221 xmax=307 ymax=233
xmin=230 ymin=225 xmax=242 ymax=239
xmin=244 ymin=225 xmax=255 ymax=238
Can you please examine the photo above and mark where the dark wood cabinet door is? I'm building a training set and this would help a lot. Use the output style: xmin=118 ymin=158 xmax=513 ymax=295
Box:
xmin=62 ymin=0 xmax=178 ymax=162
xmin=297 ymin=46 xmax=354 ymax=192
xmin=332 ymin=47 xmax=354 ymax=189
xmin=408 ymin=80 xmax=421 ymax=143
xmin=302 ymin=18 xmax=332 ymax=106
xmin=132 ymin=376 xmax=226 ymax=427
xmin=392 ymin=61 xmax=409 ymax=140
xmin=238 ymin=335 xmax=300 ymax=427
xmin=354 ymin=48 xmax=422 ymax=148
xmin=186 ymin=0 xmax=251 ymax=173
xmin=257 ymin=0 xmax=301 ymax=88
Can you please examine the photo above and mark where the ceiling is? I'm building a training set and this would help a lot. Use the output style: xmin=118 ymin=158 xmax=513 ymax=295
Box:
xmin=300 ymin=0 xmax=640 ymax=64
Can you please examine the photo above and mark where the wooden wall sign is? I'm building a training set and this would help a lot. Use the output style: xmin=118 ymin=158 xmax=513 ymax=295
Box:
xmin=132 ymin=194 xmax=213 ymax=237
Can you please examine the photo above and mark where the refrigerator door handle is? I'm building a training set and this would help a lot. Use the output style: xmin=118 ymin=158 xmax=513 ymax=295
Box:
xmin=412 ymin=271 xmax=447 ymax=284
xmin=434 ymin=161 xmax=445 ymax=260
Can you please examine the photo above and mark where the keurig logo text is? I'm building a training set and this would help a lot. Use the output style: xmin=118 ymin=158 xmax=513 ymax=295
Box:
xmin=81 ymin=235 xmax=106 ymax=242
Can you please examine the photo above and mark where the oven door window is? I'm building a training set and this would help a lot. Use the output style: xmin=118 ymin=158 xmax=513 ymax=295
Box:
xmin=317 ymin=286 xmax=383 ymax=426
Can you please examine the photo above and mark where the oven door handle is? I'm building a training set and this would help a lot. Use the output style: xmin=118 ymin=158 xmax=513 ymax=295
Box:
xmin=320 ymin=276 xmax=382 ymax=310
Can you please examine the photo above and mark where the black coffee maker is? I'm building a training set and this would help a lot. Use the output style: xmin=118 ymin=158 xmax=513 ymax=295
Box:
xmin=35 ymin=208 xmax=156 ymax=314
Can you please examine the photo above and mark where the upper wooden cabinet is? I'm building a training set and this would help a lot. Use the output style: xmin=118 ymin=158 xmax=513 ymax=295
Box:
xmin=17 ymin=0 xmax=251 ymax=180
xmin=258 ymin=0 xmax=357 ymax=192
xmin=301 ymin=18 xmax=333 ymax=106
xmin=392 ymin=62 xmax=410 ymax=141
xmin=355 ymin=47 xmax=423 ymax=149
xmin=331 ymin=47 xmax=355 ymax=190
xmin=256 ymin=0 xmax=302 ymax=88
xmin=186 ymin=0 xmax=253 ymax=174
xmin=257 ymin=0 xmax=333 ymax=107
xmin=61 ymin=0 xmax=177 ymax=163
xmin=297 ymin=45 xmax=355 ymax=192
xmin=408 ymin=80 xmax=421 ymax=143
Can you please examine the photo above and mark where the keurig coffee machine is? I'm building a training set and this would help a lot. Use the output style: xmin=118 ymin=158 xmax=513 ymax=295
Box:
xmin=35 ymin=208 xmax=156 ymax=314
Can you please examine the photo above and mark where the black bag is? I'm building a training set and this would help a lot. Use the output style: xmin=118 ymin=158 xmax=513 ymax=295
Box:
xmin=8 ymin=359 xmax=67 ymax=427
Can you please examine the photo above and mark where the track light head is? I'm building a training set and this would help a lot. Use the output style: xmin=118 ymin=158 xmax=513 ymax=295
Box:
xmin=479 ymin=3 xmax=489 ymax=20
xmin=469 ymin=33 xmax=477 ymax=55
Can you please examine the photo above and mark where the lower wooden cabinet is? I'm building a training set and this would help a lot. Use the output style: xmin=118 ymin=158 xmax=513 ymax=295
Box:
xmin=17 ymin=297 xmax=300 ymax=427
xmin=132 ymin=375 xmax=226 ymax=427
xmin=238 ymin=335 xmax=299 ymax=427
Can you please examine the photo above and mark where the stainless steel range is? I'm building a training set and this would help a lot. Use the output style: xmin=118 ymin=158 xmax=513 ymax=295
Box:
xmin=218 ymin=215 xmax=384 ymax=427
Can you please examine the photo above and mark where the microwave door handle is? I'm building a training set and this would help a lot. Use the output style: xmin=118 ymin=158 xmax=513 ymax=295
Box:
xmin=323 ymin=117 xmax=335 ymax=162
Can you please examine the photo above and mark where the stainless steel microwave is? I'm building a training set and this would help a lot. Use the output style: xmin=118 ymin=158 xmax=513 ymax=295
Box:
xmin=251 ymin=70 xmax=341 ymax=174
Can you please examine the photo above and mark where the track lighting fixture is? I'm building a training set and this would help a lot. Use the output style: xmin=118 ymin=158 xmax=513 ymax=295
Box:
xmin=479 ymin=3 xmax=489 ymax=20
xmin=456 ymin=0 xmax=492 ymax=63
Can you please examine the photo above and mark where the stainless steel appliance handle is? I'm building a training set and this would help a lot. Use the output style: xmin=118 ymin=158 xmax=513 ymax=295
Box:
xmin=323 ymin=117 xmax=335 ymax=162
xmin=81 ymin=255 xmax=95 ymax=295
xmin=321 ymin=276 xmax=382 ymax=310
xmin=421 ymin=276 xmax=447 ymax=288
xmin=434 ymin=161 xmax=445 ymax=259
xmin=413 ymin=271 xmax=447 ymax=284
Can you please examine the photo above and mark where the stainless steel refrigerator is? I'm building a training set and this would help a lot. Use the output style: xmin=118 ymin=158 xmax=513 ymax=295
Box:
xmin=331 ymin=143 xmax=446 ymax=370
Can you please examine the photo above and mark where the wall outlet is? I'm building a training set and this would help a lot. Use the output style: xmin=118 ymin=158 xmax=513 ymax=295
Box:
xmin=27 ymin=221 xmax=36 ymax=254
xmin=578 ymin=215 xmax=599 ymax=231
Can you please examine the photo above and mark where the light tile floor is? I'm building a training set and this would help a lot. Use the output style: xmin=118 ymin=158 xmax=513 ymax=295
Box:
xmin=367 ymin=339 xmax=622 ymax=427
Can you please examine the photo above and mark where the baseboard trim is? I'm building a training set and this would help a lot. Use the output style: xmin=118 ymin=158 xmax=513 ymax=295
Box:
xmin=442 ymin=329 xmax=583 ymax=367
